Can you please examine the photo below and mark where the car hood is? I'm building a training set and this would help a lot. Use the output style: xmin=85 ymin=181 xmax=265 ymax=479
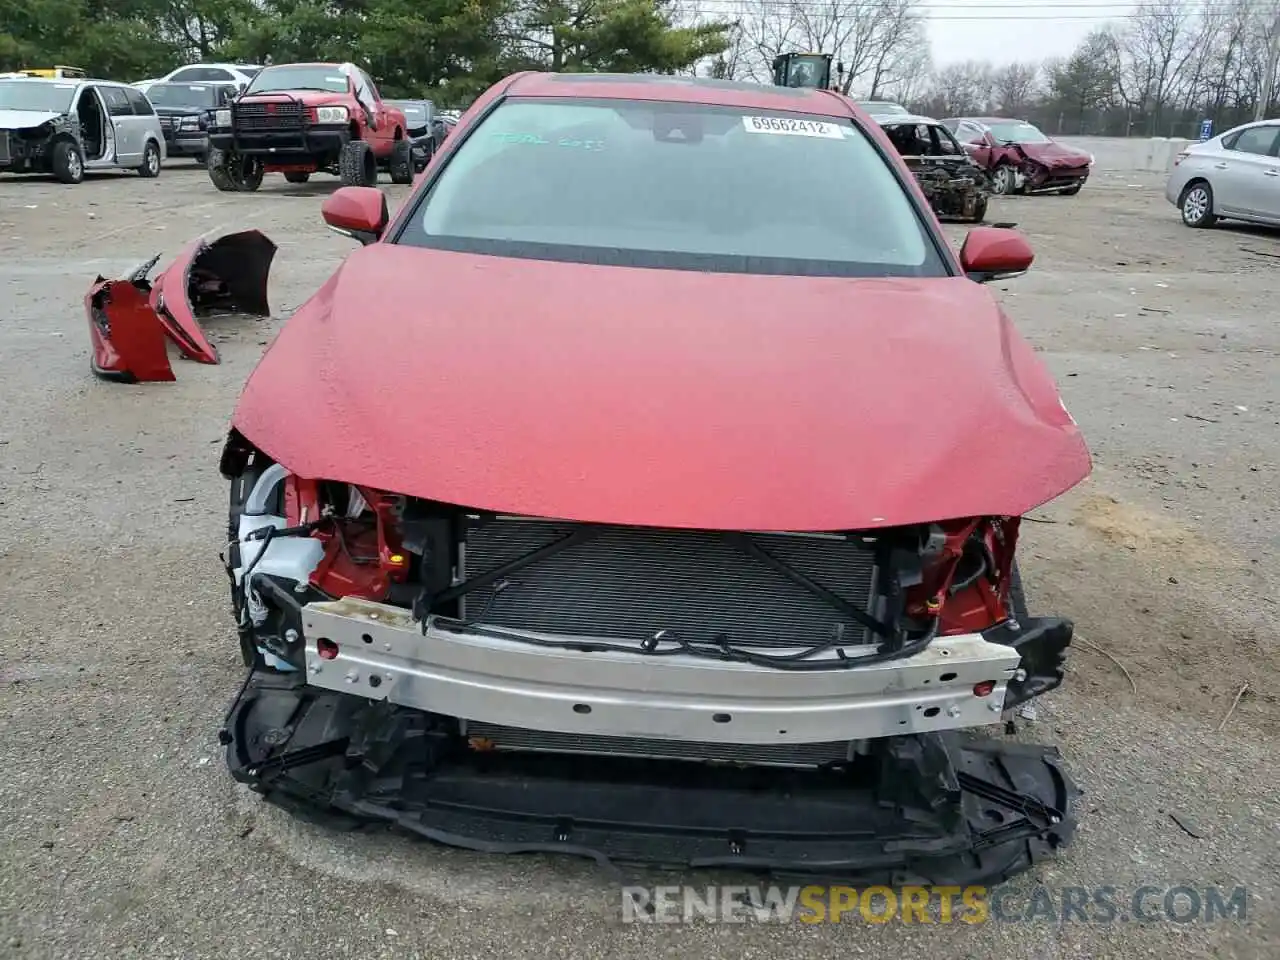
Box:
xmin=1016 ymin=141 xmax=1091 ymax=167
xmin=0 ymin=109 xmax=64 ymax=130
xmin=231 ymin=246 xmax=1091 ymax=531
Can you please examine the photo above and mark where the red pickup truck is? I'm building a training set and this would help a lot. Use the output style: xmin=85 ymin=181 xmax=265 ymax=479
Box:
xmin=206 ymin=61 xmax=412 ymax=191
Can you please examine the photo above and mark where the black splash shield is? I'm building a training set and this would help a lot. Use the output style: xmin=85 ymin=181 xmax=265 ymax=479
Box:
xmin=222 ymin=670 xmax=1079 ymax=887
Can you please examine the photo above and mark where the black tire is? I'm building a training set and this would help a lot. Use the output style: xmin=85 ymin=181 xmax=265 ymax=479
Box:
xmin=208 ymin=149 xmax=234 ymax=191
xmin=208 ymin=148 xmax=264 ymax=192
xmin=136 ymin=139 xmax=161 ymax=178
xmin=51 ymin=139 xmax=85 ymax=184
xmin=971 ymin=195 xmax=988 ymax=223
xmin=339 ymin=140 xmax=377 ymax=187
xmin=389 ymin=138 xmax=414 ymax=184
xmin=1178 ymin=180 xmax=1216 ymax=228
xmin=283 ymin=171 xmax=311 ymax=184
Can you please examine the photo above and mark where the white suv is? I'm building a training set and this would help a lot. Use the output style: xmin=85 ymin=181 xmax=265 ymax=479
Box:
xmin=134 ymin=63 xmax=262 ymax=94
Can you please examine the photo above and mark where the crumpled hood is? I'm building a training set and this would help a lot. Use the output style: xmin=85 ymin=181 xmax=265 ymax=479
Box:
xmin=1017 ymin=141 xmax=1091 ymax=168
xmin=232 ymin=246 xmax=1091 ymax=531
xmin=0 ymin=109 xmax=63 ymax=130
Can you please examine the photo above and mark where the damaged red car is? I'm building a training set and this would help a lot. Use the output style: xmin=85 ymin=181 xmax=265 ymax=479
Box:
xmin=218 ymin=73 xmax=1092 ymax=886
xmin=944 ymin=117 xmax=1093 ymax=196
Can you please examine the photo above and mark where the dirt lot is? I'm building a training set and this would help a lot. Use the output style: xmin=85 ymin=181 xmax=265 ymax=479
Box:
xmin=0 ymin=162 xmax=1276 ymax=960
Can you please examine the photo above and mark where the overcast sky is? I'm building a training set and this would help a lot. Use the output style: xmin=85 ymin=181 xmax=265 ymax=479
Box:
xmin=924 ymin=0 xmax=1129 ymax=66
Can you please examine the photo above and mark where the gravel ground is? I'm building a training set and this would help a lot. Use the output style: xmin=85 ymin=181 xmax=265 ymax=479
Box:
xmin=0 ymin=162 xmax=1276 ymax=960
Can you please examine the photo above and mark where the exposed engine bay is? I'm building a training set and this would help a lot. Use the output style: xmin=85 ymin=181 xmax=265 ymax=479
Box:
xmin=219 ymin=439 xmax=1077 ymax=884
xmin=881 ymin=118 xmax=992 ymax=222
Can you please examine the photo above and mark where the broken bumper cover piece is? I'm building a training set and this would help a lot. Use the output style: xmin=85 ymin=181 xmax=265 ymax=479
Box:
xmin=83 ymin=229 xmax=276 ymax=382
xmin=224 ymin=669 xmax=1079 ymax=885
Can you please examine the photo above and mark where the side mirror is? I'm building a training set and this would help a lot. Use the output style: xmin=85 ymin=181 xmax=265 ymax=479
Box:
xmin=959 ymin=226 xmax=1034 ymax=282
xmin=322 ymin=187 xmax=389 ymax=245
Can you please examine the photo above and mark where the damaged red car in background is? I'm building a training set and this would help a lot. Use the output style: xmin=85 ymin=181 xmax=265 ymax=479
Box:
xmin=943 ymin=117 xmax=1093 ymax=196
xmin=216 ymin=73 xmax=1092 ymax=887
xmin=85 ymin=230 xmax=275 ymax=382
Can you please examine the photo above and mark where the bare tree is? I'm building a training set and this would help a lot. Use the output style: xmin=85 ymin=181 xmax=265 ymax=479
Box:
xmin=916 ymin=60 xmax=994 ymax=117
xmin=1114 ymin=0 xmax=1194 ymax=134
xmin=726 ymin=0 xmax=926 ymax=93
xmin=991 ymin=62 xmax=1040 ymax=117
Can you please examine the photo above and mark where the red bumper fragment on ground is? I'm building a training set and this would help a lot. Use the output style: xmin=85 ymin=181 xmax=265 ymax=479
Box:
xmin=84 ymin=230 xmax=277 ymax=383
xmin=86 ymin=258 xmax=175 ymax=383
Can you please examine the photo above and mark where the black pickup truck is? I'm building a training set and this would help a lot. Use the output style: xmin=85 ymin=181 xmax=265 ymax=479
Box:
xmin=146 ymin=81 xmax=239 ymax=164
xmin=384 ymin=98 xmax=450 ymax=172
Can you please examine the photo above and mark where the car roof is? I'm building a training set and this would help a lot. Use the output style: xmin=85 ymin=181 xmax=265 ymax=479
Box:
xmin=172 ymin=62 xmax=258 ymax=70
xmin=875 ymin=113 xmax=940 ymax=125
xmin=260 ymin=62 xmax=348 ymax=69
xmin=0 ymin=76 xmax=118 ymax=88
xmin=503 ymin=72 xmax=858 ymax=118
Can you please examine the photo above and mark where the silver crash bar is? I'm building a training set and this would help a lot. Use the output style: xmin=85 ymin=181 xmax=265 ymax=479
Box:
xmin=302 ymin=598 xmax=1021 ymax=744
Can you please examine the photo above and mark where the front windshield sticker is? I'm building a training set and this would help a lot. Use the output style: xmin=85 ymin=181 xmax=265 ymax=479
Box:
xmin=742 ymin=116 xmax=844 ymax=139
xmin=491 ymin=132 xmax=605 ymax=150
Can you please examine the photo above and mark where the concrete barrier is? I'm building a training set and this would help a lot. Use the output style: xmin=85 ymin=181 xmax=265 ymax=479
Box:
xmin=1057 ymin=136 xmax=1193 ymax=174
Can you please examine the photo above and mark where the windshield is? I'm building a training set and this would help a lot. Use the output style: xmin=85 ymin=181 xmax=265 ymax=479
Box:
xmin=245 ymin=65 xmax=348 ymax=95
xmin=389 ymin=100 xmax=428 ymax=123
xmin=146 ymin=83 xmax=217 ymax=109
xmin=985 ymin=120 xmax=1048 ymax=144
xmin=0 ymin=80 xmax=76 ymax=113
xmin=401 ymin=98 xmax=944 ymax=278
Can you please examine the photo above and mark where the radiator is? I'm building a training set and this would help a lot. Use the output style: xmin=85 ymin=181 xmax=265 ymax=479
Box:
xmin=459 ymin=517 xmax=880 ymax=650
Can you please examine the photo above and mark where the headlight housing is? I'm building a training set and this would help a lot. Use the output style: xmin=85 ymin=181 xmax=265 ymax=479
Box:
xmin=214 ymin=108 xmax=231 ymax=128
xmin=1088 ymin=153 xmax=1095 ymax=165
xmin=315 ymin=106 xmax=349 ymax=124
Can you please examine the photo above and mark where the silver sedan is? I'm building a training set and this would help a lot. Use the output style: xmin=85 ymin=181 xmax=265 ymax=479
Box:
xmin=1165 ymin=119 xmax=1280 ymax=228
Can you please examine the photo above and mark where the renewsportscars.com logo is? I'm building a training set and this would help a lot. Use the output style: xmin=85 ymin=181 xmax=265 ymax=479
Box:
xmin=621 ymin=884 xmax=1250 ymax=924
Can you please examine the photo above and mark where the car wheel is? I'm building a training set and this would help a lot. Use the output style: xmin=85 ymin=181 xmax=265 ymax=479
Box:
xmin=970 ymin=196 xmax=988 ymax=223
xmin=207 ymin=149 xmax=235 ymax=191
xmin=51 ymin=139 xmax=85 ymax=184
xmin=339 ymin=140 xmax=378 ymax=187
xmin=136 ymin=140 xmax=161 ymax=178
xmin=389 ymin=138 xmax=414 ymax=184
xmin=991 ymin=165 xmax=1016 ymax=195
xmin=1179 ymin=181 xmax=1216 ymax=228
xmin=283 ymin=171 xmax=311 ymax=184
